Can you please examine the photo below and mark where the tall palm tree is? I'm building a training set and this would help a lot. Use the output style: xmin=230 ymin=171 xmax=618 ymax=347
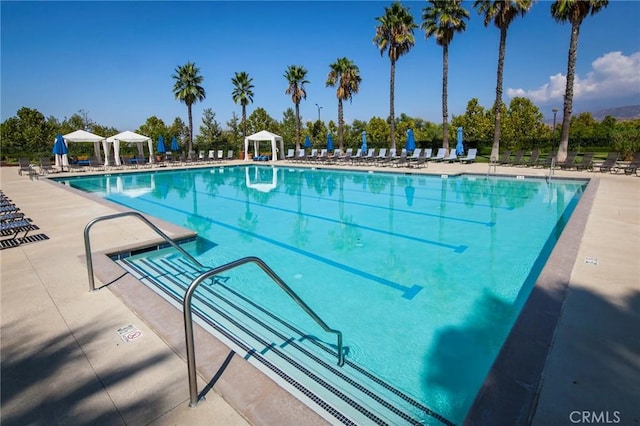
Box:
xmin=172 ymin=62 xmax=206 ymax=156
xmin=474 ymin=0 xmax=532 ymax=162
xmin=326 ymin=57 xmax=362 ymax=151
xmin=373 ymin=1 xmax=418 ymax=150
xmin=551 ymin=0 xmax=608 ymax=162
xmin=284 ymin=65 xmax=310 ymax=151
xmin=422 ymin=0 xmax=470 ymax=151
xmin=231 ymin=71 xmax=255 ymax=143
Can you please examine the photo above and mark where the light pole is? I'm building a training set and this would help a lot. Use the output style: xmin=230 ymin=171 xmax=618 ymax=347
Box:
xmin=315 ymin=103 xmax=322 ymax=122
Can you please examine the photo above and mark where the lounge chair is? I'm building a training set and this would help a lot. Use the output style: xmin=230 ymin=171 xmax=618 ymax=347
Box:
xmin=557 ymin=151 xmax=578 ymax=170
xmin=375 ymin=148 xmax=388 ymax=164
xmin=226 ymin=150 xmax=234 ymax=161
xmin=17 ymin=158 xmax=33 ymax=176
xmin=422 ymin=148 xmax=433 ymax=162
xmin=292 ymin=149 xmax=306 ymax=162
xmin=618 ymin=152 xmax=640 ymax=176
xmin=89 ymin=156 xmax=106 ymax=171
xmin=285 ymin=149 xmax=295 ymax=161
xmin=392 ymin=150 xmax=409 ymax=167
xmin=458 ymin=148 xmax=477 ymax=164
xmin=523 ymin=149 xmax=540 ymax=167
xmin=497 ymin=150 xmax=511 ymax=165
xmin=537 ymin=150 xmax=557 ymax=168
xmin=598 ymin=152 xmax=619 ymax=173
xmin=39 ymin=157 xmax=56 ymax=174
xmin=509 ymin=150 xmax=525 ymax=166
xmin=306 ymin=149 xmax=318 ymax=162
xmin=407 ymin=148 xmax=422 ymax=165
xmin=380 ymin=148 xmax=396 ymax=166
xmin=207 ymin=150 xmax=217 ymax=163
xmin=443 ymin=149 xmax=458 ymax=163
xmin=362 ymin=148 xmax=376 ymax=164
xmin=574 ymin=152 xmax=594 ymax=172
xmin=316 ymin=149 xmax=329 ymax=162
xmin=432 ymin=148 xmax=447 ymax=162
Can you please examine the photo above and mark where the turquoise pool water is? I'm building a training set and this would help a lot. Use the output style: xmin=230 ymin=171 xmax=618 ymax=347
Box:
xmin=57 ymin=166 xmax=587 ymax=423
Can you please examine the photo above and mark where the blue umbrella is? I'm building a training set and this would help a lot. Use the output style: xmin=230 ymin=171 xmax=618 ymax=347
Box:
xmin=52 ymin=133 xmax=68 ymax=156
xmin=327 ymin=133 xmax=334 ymax=152
xmin=456 ymin=127 xmax=465 ymax=155
xmin=361 ymin=131 xmax=368 ymax=153
xmin=157 ymin=135 xmax=166 ymax=154
xmin=405 ymin=129 xmax=416 ymax=152
xmin=170 ymin=136 xmax=179 ymax=152
xmin=52 ymin=133 xmax=68 ymax=171
xmin=304 ymin=134 xmax=311 ymax=148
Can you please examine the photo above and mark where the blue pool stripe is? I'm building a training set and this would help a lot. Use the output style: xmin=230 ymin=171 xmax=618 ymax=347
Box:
xmin=133 ymin=196 xmax=425 ymax=300
xmin=208 ymin=193 xmax=469 ymax=253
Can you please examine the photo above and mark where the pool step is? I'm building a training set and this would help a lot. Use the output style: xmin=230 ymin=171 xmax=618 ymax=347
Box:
xmin=117 ymin=254 xmax=452 ymax=426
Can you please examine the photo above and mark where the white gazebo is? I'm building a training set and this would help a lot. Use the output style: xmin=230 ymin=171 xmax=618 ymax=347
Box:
xmin=106 ymin=130 xmax=154 ymax=166
xmin=244 ymin=130 xmax=284 ymax=162
xmin=56 ymin=130 xmax=107 ymax=167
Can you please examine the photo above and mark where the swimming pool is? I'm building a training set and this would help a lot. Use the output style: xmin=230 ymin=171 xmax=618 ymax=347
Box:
xmin=57 ymin=165 xmax=587 ymax=424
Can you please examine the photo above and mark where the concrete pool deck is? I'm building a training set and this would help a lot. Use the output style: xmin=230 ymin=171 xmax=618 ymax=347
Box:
xmin=1 ymin=160 xmax=638 ymax=425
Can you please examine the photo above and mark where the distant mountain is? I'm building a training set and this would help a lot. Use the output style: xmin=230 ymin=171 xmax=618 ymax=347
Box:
xmin=589 ymin=105 xmax=640 ymax=121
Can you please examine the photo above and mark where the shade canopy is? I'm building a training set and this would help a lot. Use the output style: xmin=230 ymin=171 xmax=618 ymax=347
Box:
xmin=107 ymin=131 xmax=154 ymax=166
xmin=63 ymin=129 xmax=107 ymax=165
xmin=243 ymin=130 xmax=285 ymax=162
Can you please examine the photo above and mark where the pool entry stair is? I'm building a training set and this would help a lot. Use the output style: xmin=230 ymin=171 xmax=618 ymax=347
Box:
xmin=116 ymin=251 xmax=454 ymax=426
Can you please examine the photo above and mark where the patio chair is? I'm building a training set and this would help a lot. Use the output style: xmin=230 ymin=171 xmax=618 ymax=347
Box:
xmin=509 ymin=150 xmax=525 ymax=166
xmin=392 ymin=150 xmax=409 ymax=167
xmin=598 ymin=152 xmax=619 ymax=173
xmin=375 ymin=148 xmax=388 ymax=164
xmin=557 ymin=151 xmax=578 ymax=170
xmin=458 ymin=148 xmax=477 ymax=164
xmin=407 ymin=148 xmax=422 ymax=165
xmin=18 ymin=158 xmax=33 ymax=176
xmin=362 ymin=149 xmax=376 ymax=164
xmin=432 ymin=148 xmax=447 ymax=162
xmin=422 ymin=148 xmax=433 ymax=162
xmin=537 ymin=150 xmax=557 ymax=168
xmin=285 ymin=149 xmax=295 ymax=161
xmin=306 ymin=148 xmax=318 ymax=162
xmin=226 ymin=150 xmax=234 ymax=161
xmin=443 ymin=149 xmax=458 ymax=163
xmin=618 ymin=152 xmax=640 ymax=176
xmin=574 ymin=152 xmax=594 ymax=172
xmin=39 ymin=157 xmax=56 ymax=174
xmin=497 ymin=150 xmax=511 ymax=165
xmin=523 ymin=150 xmax=540 ymax=167
xmin=89 ymin=156 xmax=106 ymax=171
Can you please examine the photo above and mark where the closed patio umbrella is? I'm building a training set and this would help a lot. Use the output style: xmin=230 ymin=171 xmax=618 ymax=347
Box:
xmin=304 ymin=135 xmax=311 ymax=148
xmin=361 ymin=131 xmax=367 ymax=153
xmin=170 ymin=136 xmax=179 ymax=152
xmin=405 ymin=129 xmax=416 ymax=153
xmin=327 ymin=133 xmax=334 ymax=152
xmin=52 ymin=133 xmax=69 ymax=171
xmin=157 ymin=135 xmax=166 ymax=154
xmin=456 ymin=127 xmax=464 ymax=155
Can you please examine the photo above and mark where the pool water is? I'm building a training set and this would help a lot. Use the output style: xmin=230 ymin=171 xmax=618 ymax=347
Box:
xmin=58 ymin=166 xmax=587 ymax=423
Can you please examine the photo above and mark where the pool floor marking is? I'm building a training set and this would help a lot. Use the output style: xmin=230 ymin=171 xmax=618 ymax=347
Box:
xmin=204 ymin=193 xmax=470 ymax=252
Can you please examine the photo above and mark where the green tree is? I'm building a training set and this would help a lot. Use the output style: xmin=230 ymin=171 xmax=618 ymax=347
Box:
xmin=196 ymin=108 xmax=222 ymax=150
xmin=231 ymin=71 xmax=255 ymax=141
xmin=367 ymin=116 xmax=391 ymax=147
xmin=501 ymin=97 xmax=547 ymax=149
xmin=326 ymin=57 xmax=362 ymax=151
xmin=279 ymin=108 xmax=297 ymax=148
xmin=284 ymin=65 xmax=310 ymax=151
xmin=226 ymin=111 xmax=241 ymax=154
xmin=247 ymin=107 xmax=279 ymax=135
xmin=474 ymin=0 xmax=533 ymax=161
xmin=373 ymin=1 xmax=418 ymax=149
xmin=137 ymin=116 xmax=168 ymax=144
xmin=167 ymin=117 xmax=189 ymax=152
xmin=611 ymin=119 xmax=640 ymax=160
xmin=422 ymin=0 xmax=470 ymax=151
xmin=551 ymin=0 xmax=609 ymax=161
xmin=0 ymin=107 xmax=55 ymax=159
xmin=172 ymin=62 xmax=206 ymax=155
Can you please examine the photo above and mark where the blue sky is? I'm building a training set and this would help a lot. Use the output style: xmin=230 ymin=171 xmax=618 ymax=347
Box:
xmin=2 ymin=1 xmax=639 ymax=132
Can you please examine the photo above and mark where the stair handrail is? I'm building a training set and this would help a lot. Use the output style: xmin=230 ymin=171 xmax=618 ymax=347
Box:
xmin=184 ymin=255 xmax=345 ymax=407
xmin=84 ymin=211 xmax=204 ymax=292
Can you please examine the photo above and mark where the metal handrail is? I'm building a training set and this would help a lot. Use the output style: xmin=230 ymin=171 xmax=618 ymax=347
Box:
xmin=184 ymin=255 xmax=344 ymax=407
xmin=84 ymin=211 xmax=204 ymax=292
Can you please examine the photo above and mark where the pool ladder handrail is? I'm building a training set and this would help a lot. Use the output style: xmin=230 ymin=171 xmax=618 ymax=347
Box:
xmin=184 ymin=255 xmax=345 ymax=407
xmin=84 ymin=211 xmax=204 ymax=292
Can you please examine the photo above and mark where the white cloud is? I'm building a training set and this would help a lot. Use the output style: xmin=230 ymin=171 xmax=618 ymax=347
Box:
xmin=507 ymin=51 xmax=640 ymax=103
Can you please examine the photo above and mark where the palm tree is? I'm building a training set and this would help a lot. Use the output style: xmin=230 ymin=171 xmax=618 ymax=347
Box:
xmin=172 ymin=62 xmax=206 ymax=156
xmin=326 ymin=57 xmax=362 ymax=151
xmin=422 ymin=0 xmax=470 ymax=151
xmin=473 ymin=0 xmax=532 ymax=162
xmin=551 ymin=0 xmax=609 ymax=162
xmin=373 ymin=1 xmax=418 ymax=150
xmin=284 ymin=65 xmax=310 ymax=151
xmin=231 ymin=71 xmax=255 ymax=143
